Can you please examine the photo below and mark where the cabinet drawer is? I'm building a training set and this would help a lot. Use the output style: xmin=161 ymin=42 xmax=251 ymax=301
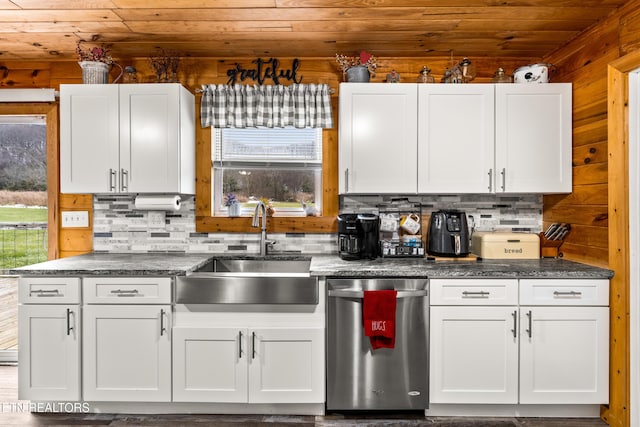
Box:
xmin=430 ymin=279 xmax=518 ymax=305
xmin=519 ymin=279 xmax=609 ymax=306
xmin=19 ymin=277 xmax=81 ymax=304
xmin=83 ymin=277 xmax=172 ymax=304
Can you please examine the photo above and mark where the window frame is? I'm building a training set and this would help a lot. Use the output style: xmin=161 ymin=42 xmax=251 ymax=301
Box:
xmin=195 ymin=96 xmax=338 ymax=234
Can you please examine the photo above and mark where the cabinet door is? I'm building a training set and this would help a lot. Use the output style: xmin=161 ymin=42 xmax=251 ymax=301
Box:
xmin=18 ymin=305 xmax=80 ymax=401
xmin=60 ymin=84 xmax=119 ymax=193
xmin=172 ymin=327 xmax=248 ymax=403
xmin=83 ymin=305 xmax=171 ymax=401
xmin=430 ymin=306 xmax=518 ymax=404
xmin=119 ymin=84 xmax=181 ymax=193
xmin=418 ymin=84 xmax=495 ymax=193
xmin=248 ymin=327 xmax=325 ymax=403
xmin=519 ymin=306 xmax=609 ymax=404
xmin=495 ymin=83 xmax=572 ymax=193
xmin=339 ymin=83 xmax=418 ymax=194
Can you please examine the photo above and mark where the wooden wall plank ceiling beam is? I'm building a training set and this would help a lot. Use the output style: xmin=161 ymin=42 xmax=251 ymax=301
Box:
xmin=0 ymin=1 xmax=628 ymax=60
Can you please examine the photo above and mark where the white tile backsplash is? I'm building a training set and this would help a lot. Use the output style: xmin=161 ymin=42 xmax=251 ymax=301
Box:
xmin=92 ymin=193 xmax=542 ymax=254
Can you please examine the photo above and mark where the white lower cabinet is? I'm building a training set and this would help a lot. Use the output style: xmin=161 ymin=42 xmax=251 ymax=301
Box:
xmin=82 ymin=277 xmax=172 ymax=402
xmin=519 ymin=306 xmax=609 ymax=404
xmin=18 ymin=277 xmax=81 ymax=401
xmin=173 ymin=326 xmax=324 ymax=403
xmin=430 ymin=306 xmax=518 ymax=404
xmin=430 ymin=278 xmax=609 ymax=406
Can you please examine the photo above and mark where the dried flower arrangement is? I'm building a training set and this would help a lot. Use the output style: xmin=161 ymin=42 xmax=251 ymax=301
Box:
xmin=335 ymin=51 xmax=377 ymax=77
xmin=149 ymin=48 xmax=181 ymax=82
xmin=76 ymin=41 xmax=113 ymax=65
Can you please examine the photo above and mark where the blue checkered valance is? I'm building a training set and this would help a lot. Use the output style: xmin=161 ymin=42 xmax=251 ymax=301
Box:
xmin=200 ymin=83 xmax=333 ymax=129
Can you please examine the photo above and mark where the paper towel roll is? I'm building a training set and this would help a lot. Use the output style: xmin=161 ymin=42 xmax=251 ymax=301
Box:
xmin=134 ymin=195 xmax=182 ymax=211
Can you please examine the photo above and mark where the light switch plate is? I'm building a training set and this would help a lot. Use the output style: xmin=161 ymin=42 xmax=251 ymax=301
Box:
xmin=148 ymin=211 xmax=166 ymax=229
xmin=61 ymin=210 xmax=89 ymax=228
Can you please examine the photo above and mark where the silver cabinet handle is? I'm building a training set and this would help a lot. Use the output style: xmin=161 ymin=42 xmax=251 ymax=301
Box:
xmin=160 ymin=309 xmax=167 ymax=336
xmin=526 ymin=310 xmax=532 ymax=338
xmin=344 ymin=168 xmax=349 ymax=192
xmin=462 ymin=290 xmax=490 ymax=298
xmin=109 ymin=168 xmax=117 ymax=191
xmin=30 ymin=289 xmax=60 ymax=297
xmin=488 ymin=169 xmax=493 ymax=192
xmin=511 ymin=310 xmax=517 ymax=338
xmin=553 ymin=290 xmax=582 ymax=297
xmin=252 ymin=331 xmax=257 ymax=359
xmin=328 ymin=289 xmax=428 ymax=299
xmin=500 ymin=168 xmax=506 ymax=192
xmin=121 ymin=169 xmax=129 ymax=192
xmin=239 ymin=331 xmax=243 ymax=358
xmin=66 ymin=308 xmax=74 ymax=336
xmin=110 ymin=289 xmax=139 ymax=297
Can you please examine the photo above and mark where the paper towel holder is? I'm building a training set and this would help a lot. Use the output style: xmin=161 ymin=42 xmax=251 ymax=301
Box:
xmin=133 ymin=194 xmax=183 ymax=211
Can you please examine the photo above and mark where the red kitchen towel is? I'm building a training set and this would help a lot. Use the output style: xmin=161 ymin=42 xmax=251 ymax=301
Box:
xmin=363 ymin=289 xmax=397 ymax=349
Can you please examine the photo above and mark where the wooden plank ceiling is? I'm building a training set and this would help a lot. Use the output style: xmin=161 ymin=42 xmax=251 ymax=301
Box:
xmin=0 ymin=0 xmax=630 ymax=61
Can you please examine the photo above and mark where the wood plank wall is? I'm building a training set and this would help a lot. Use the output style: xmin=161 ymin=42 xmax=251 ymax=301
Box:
xmin=0 ymin=55 xmax=536 ymax=259
xmin=543 ymin=1 xmax=640 ymax=425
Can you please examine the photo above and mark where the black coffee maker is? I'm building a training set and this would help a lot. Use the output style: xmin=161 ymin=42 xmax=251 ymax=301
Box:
xmin=337 ymin=213 xmax=379 ymax=260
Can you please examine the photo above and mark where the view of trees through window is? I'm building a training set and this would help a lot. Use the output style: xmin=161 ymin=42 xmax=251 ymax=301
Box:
xmin=213 ymin=128 xmax=322 ymax=217
xmin=0 ymin=116 xmax=48 ymax=270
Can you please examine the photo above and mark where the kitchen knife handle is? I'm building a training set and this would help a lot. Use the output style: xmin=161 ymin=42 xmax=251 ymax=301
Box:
xmin=109 ymin=169 xmax=117 ymax=192
xmin=488 ymin=169 xmax=493 ymax=192
xmin=66 ymin=308 xmax=74 ymax=336
xmin=500 ymin=168 xmax=506 ymax=192
xmin=238 ymin=331 xmax=243 ymax=358
xmin=526 ymin=310 xmax=532 ymax=338
xmin=511 ymin=310 xmax=517 ymax=338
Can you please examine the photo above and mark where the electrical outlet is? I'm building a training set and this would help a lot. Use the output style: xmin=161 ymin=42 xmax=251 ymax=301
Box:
xmin=61 ymin=211 xmax=89 ymax=228
xmin=148 ymin=211 xmax=166 ymax=229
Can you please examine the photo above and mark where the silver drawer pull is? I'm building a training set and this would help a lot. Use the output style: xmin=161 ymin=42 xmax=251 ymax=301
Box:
xmin=462 ymin=290 xmax=490 ymax=298
xmin=553 ymin=290 xmax=582 ymax=297
xmin=110 ymin=289 xmax=140 ymax=296
xmin=30 ymin=289 xmax=61 ymax=297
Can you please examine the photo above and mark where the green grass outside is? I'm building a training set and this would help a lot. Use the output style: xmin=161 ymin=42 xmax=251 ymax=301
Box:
xmin=0 ymin=207 xmax=48 ymax=269
xmin=0 ymin=206 xmax=47 ymax=223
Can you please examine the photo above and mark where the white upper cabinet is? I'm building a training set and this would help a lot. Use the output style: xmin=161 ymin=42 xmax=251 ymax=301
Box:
xmin=418 ymin=85 xmax=495 ymax=193
xmin=339 ymin=83 xmax=418 ymax=194
xmin=339 ymin=83 xmax=572 ymax=194
xmin=495 ymin=83 xmax=572 ymax=193
xmin=60 ymin=83 xmax=195 ymax=194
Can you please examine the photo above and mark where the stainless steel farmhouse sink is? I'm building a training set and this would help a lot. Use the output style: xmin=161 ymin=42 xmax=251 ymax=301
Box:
xmin=175 ymin=258 xmax=317 ymax=305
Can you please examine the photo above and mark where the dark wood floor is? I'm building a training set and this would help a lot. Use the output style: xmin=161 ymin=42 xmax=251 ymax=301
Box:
xmin=0 ymin=365 xmax=608 ymax=426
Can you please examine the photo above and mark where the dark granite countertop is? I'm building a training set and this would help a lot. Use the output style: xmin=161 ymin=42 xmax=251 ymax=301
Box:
xmin=6 ymin=253 xmax=215 ymax=276
xmin=6 ymin=252 xmax=613 ymax=279
xmin=309 ymin=255 xmax=614 ymax=279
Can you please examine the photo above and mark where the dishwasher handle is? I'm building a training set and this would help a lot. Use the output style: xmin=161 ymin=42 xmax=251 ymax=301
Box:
xmin=328 ymin=289 xmax=427 ymax=299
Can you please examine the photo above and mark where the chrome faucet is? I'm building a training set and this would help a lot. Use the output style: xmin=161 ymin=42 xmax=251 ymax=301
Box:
xmin=252 ymin=201 xmax=275 ymax=256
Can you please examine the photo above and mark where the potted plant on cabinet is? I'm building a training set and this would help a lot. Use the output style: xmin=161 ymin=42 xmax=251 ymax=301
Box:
xmin=336 ymin=51 xmax=377 ymax=82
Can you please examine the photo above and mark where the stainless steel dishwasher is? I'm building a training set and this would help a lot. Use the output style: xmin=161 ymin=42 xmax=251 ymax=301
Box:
xmin=326 ymin=278 xmax=429 ymax=411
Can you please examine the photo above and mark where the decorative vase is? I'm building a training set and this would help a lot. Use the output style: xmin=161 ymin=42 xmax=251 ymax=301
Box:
xmin=79 ymin=61 xmax=109 ymax=84
xmin=228 ymin=203 xmax=241 ymax=217
xmin=346 ymin=66 xmax=370 ymax=82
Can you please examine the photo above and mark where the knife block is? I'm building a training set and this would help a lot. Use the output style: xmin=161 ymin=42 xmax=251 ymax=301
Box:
xmin=539 ymin=232 xmax=564 ymax=258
